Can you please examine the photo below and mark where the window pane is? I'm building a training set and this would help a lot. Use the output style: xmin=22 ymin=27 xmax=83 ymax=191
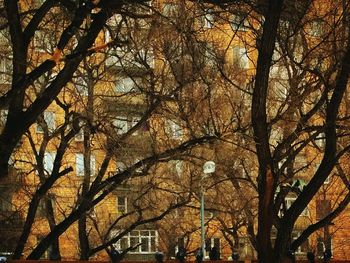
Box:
xmin=150 ymin=237 xmax=156 ymax=252
xmin=76 ymin=154 xmax=84 ymax=176
xmin=44 ymin=152 xmax=56 ymax=174
xmin=233 ymin=47 xmax=249 ymax=69
xmin=90 ymin=155 xmax=96 ymax=176
xmin=115 ymin=78 xmax=137 ymax=93
xmin=130 ymin=230 xmax=139 ymax=236
xmin=120 ymin=237 xmax=128 ymax=250
xmin=118 ymin=196 xmax=127 ymax=213
xmin=0 ymin=110 xmax=8 ymax=125
xmin=141 ymin=237 xmax=149 ymax=252
xmin=130 ymin=237 xmax=139 ymax=251
xmin=113 ymin=117 xmax=128 ymax=134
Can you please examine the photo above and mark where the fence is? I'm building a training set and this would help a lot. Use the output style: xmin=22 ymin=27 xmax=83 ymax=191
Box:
xmin=6 ymin=260 xmax=350 ymax=263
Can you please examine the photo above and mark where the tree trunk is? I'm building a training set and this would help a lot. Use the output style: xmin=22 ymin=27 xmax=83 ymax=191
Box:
xmin=251 ymin=0 xmax=284 ymax=262
xmin=79 ymin=66 xmax=94 ymax=260
xmin=46 ymin=196 xmax=61 ymax=260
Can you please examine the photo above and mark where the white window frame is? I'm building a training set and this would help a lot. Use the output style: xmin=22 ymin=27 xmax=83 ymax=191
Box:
xmin=75 ymin=120 xmax=84 ymax=141
xmin=137 ymin=48 xmax=154 ymax=68
xmin=76 ymin=153 xmax=96 ymax=177
xmin=113 ymin=117 xmax=129 ymax=134
xmin=43 ymin=152 xmax=56 ymax=175
xmin=115 ymin=77 xmax=137 ymax=93
xmin=166 ymin=120 xmax=183 ymax=139
xmin=324 ymin=175 xmax=332 ymax=184
xmin=36 ymin=111 xmax=56 ymax=133
xmin=115 ymin=230 xmax=158 ymax=254
xmin=231 ymin=13 xmax=249 ymax=31
xmin=204 ymin=237 xmax=221 ymax=258
xmin=203 ymin=9 xmax=214 ymax=28
xmin=310 ymin=19 xmax=324 ymax=37
xmin=106 ymin=14 xmax=123 ymax=27
xmin=163 ymin=3 xmax=177 ymax=16
xmin=75 ymin=128 xmax=84 ymax=141
xmin=117 ymin=196 xmax=128 ymax=214
xmin=170 ymin=160 xmax=183 ymax=176
xmin=315 ymin=132 xmax=325 ymax=149
xmin=233 ymin=47 xmax=249 ymax=69
xmin=116 ymin=161 xmax=126 ymax=173
xmin=291 ymin=231 xmax=309 ymax=255
xmin=131 ymin=117 xmax=141 ymax=135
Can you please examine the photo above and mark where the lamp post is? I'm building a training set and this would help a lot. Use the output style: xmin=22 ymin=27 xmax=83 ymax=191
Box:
xmin=201 ymin=161 xmax=216 ymax=260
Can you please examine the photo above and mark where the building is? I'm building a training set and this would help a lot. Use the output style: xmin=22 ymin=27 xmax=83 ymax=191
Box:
xmin=0 ymin=0 xmax=350 ymax=261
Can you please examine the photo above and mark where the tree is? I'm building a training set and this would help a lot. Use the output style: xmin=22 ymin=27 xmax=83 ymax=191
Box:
xmin=187 ymin=0 xmax=350 ymax=262
xmin=3 ymin=0 xmax=350 ymax=262
xmin=1 ymin=1 xmax=224 ymax=259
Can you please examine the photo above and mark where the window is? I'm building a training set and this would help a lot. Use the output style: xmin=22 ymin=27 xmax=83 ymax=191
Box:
xmin=37 ymin=235 xmax=49 ymax=259
xmin=43 ymin=152 xmax=56 ymax=175
xmin=324 ymin=175 xmax=332 ymax=184
xmin=294 ymin=155 xmax=308 ymax=171
xmin=34 ymin=30 xmax=53 ymax=52
xmin=310 ymin=19 xmax=325 ymax=37
xmin=204 ymin=210 xmax=214 ymax=220
xmin=0 ymin=188 xmax=13 ymax=212
xmin=76 ymin=153 xmax=96 ymax=177
xmin=113 ymin=117 xmax=129 ymax=134
xmin=291 ymin=231 xmax=309 ymax=254
xmin=0 ymin=28 xmax=10 ymax=46
xmin=34 ymin=0 xmax=45 ymax=6
xmin=131 ymin=117 xmax=141 ymax=135
xmin=115 ymin=78 xmax=138 ymax=93
xmin=231 ymin=13 xmax=249 ymax=31
xmin=316 ymin=199 xmax=331 ymax=221
xmin=107 ymin=47 xmax=153 ymax=70
xmin=174 ymin=160 xmax=183 ymax=176
xmin=0 ymin=109 xmax=8 ymax=125
xmin=106 ymin=47 xmax=123 ymax=67
xmin=163 ymin=3 xmax=177 ymax=17
xmin=75 ymin=77 xmax=88 ymax=96
xmin=37 ymin=111 xmax=56 ymax=133
xmin=233 ymin=47 xmax=249 ymax=69
xmin=0 ymin=55 xmax=12 ymax=84
xmin=166 ymin=120 xmax=183 ymax=139
xmin=169 ymin=160 xmax=183 ymax=176
xmin=37 ymin=195 xmax=55 ymax=218
xmin=75 ymin=122 xmax=84 ymax=141
xmin=116 ymin=230 xmax=158 ymax=253
xmin=116 ymin=161 xmax=126 ymax=173
xmin=137 ymin=49 xmax=154 ymax=68
xmin=202 ymin=9 xmax=215 ymax=28
xmin=107 ymin=14 xmax=123 ymax=27
xmin=270 ymin=126 xmax=283 ymax=147
xmin=284 ymin=197 xmax=309 ymax=216
xmin=205 ymin=238 xmax=220 ymax=257
xmin=201 ymin=42 xmax=216 ymax=66
xmin=315 ymin=132 xmax=325 ymax=149
xmin=316 ymin=236 xmax=332 ymax=258
xmin=117 ymin=196 xmax=127 ymax=214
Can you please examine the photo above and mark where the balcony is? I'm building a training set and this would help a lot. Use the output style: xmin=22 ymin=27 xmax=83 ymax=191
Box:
xmin=105 ymin=47 xmax=154 ymax=75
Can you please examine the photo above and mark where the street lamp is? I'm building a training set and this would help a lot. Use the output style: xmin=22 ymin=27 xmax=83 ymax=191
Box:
xmin=201 ymin=161 xmax=216 ymax=260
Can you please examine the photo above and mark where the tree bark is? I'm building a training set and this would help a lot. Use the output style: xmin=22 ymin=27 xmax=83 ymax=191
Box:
xmin=251 ymin=0 xmax=284 ymax=262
